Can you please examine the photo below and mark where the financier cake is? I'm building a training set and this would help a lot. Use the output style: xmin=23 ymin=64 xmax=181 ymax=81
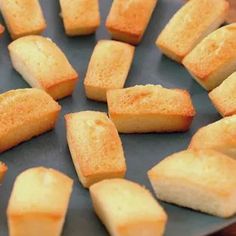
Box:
xmin=84 ymin=40 xmax=135 ymax=102
xmin=148 ymin=149 xmax=236 ymax=218
xmin=209 ymin=72 xmax=236 ymax=117
xmin=0 ymin=162 xmax=7 ymax=183
xmin=183 ymin=23 xmax=236 ymax=91
xmin=156 ymin=0 xmax=229 ymax=62
xmin=0 ymin=88 xmax=61 ymax=153
xmin=59 ymin=0 xmax=100 ymax=36
xmin=189 ymin=115 xmax=236 ymax=159
xmin=8 ymin=35 xmax=78 ymax=100
xmin=0 ymin=0 xmax=46 ymax=40
xmin=7 ymin=167 xmax=73 ymax=236
xmin=90 ymin=179 xmax=167 ymax=236
xmin=106 ymin=0 xmax=158 ymax=45
xmin=107 ymin=84 xmax=196 ymax=133
xmin=65 ymin=111 xmax=126 ymax=188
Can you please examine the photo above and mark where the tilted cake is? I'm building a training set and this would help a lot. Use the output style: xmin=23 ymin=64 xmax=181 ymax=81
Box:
xmin=183 ymin=23 xmax=236 ymax=91
xmin=84 ymin=40 xmax=135 ymax=102
xmin=65 ymin=111 xmax=126 ymax=188
xmin=8 ymin=35 xmax=78 ymax=100
xmin=107 ymin=85 xmax=196 ymax=133
xmin=7 ymin=167 xmax=73 ymax=236
xmin=90 ymin=178 xmax=167 ymax=236
xmin=156 ymin=0 xmax=229 ymax=62
xmin=0 ymin=88 xmax=61 ymax=153
xmin=106 ymin=0 xmax=158 ymax=45
xmin=0 ymin=0 xmax=46 ymax=39
xmin=148 ymin=149 xmax=236 ymax=218
xmin=189 ymin=115 xmax=236 ymax=159
xmin=209 ymin=72 xmax=236 ymax=117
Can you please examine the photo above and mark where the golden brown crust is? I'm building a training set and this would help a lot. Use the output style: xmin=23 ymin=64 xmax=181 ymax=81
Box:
xmin=65 ymin=111 xmax=126 ymax=188
xmin=8 ymin=35 xmax=79 ymax=100
xmin=209 ymin=72 xmax=236 ymax=116
xmin=45 ymin=76 xmax=78 ymax=101
xmin=105 ymin=0 xmax=157 ymax=45
xmin=156 ymin=0 xmax=229 ymax=62
xmin=188 ymin=115 xmax=236 ymax=158
xmin=148 ymin=149 xmax=236 ymax=217
xmin=183 ymin=23 xmax=236 ymax=91
xmin=0 ymin=162 xmax=8 ymax=183
xmin=107 ymin=85 xmax=195 ymax=116
xmin=90 ymin=179 xmax=167 ymax=236
xmin=0 ymin=0 xmax=46 ymax=40
xmin=107 ymin=85 xmax=196 ymax=133
xmin=0 ymin=88 xmax=61 ymax=153
xmin=107 ymin=28 xmax=141 ymax=46
xmin=84 ymin=40 xmax=135 ymax=102
xmin=59 ymin=0 xmax=100 ymax=36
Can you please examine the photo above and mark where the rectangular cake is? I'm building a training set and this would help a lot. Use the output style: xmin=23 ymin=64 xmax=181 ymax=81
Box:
xmin=59 ymin=0 xmax=100 ymax=36
xmin=105 ymin=0 xmax=157 ymax=45
xmin=8 ymin=35 xmax=78 ymax=100
xmin=90 ymin=179 xmax=167 ymax=236
xmin=0 ymin=88 xmax=61 ymax=153
xmin=0 ymin=0 xmax=46 ymax=39
xmin=84 ymin=40 xmax=135 ymax=102
xmin=65 ymin=111 xmax=126 ymax=188
xmin=107 ymin=85 xmax=196 ymax=133
xmin=7 ymin=167 xmax=73 ymax=236
xmin=148 ymin=149 xmax=236 ymax=218
xmin=188 ymin=115 xmax=236 ymax=159
xmin=156 ymin=0 xmax=229 ymax=62
xmin=209 ymin=72 xmax=236 ymax=117
xmin=183 ymin=23 xmax=236 ymax=91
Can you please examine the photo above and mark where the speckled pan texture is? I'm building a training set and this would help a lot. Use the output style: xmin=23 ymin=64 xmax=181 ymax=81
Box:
xmin=0 ymin=0 xmax=235 ymax=236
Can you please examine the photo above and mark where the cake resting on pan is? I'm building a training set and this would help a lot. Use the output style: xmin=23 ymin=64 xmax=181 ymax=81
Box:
xmin=107 ymin=85 xmax=196 ymax=133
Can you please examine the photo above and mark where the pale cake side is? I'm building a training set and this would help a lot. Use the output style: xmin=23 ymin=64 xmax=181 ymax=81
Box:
xmin=59 ymin=0 xmax=100 ymax=36
xmin=105 ymin=0 xmax=157 ymax=45
xmin=107 ymin=85 xmax=196 ymax=133
xmin=188 ymin=115 xmax=236 ymax=159
xmin=156 ymin=0 xmax=229 ymax=62
xmin=65 ymin=111 xmax=126 ymax=188
xmin=209 ymin=72 xmax=236 ymax=117
xmin=0 ymin=162 xmax=7 ymax=183
xmin=148 ymin=149 xmax=236 ymax=218
xmin=84 ymin=40 xmax=135 ymax=102
xmin=0 ymin=0 xmax=46 ymax=40
xmin=0 ymin=88 xmax=61 ymax=153
xmin=183 ymin=23 xmax=236 ymax=91
xmin=8 ymin=35 xmax=78 ymax=100
xmin=7 ymin=167 xmax=73 ymax=236
xmin=90 ymin=179 xmax=167 ymax=236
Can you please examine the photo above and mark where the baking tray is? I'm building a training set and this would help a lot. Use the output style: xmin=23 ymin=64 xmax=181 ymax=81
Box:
xmin=0 ymin=0 xmax=235 ymax=235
